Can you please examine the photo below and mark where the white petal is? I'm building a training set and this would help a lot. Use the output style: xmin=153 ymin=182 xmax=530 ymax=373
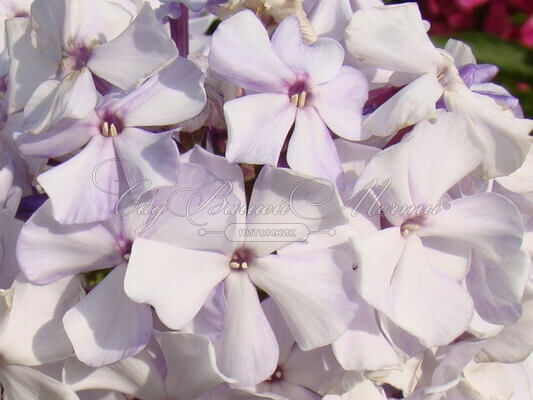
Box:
xmin=351 ymin=228 xmax=406 ymax=313
xmin=124 ymin=238 xmax=229 ymax=329
xmin=390 ymin=236 xmax=474 ymax=347
xmin=463 ymin=362 xmax=514 ymax=400
xmin=421 ymin=237 xmax=471 ymax=281
xmin=477 ymin=295 xmax=533 ymax=363
xmin=37 ymin=136 xmax=123 ymax=224
xmin=88 ymin=3 xmax=177 ymax=90
xmin=309 ymin=0 xmax=353 ymax=41
xmin=156 ymin=331 xmax=232 ymax=400
xmin=24 ymin=69 xmax=98 ymax=134
xmin=404 ymin=112 xmax=483 ymax=205
xmin=16 ymin=201 xmax=123 ymax=284
xmin=0 ymin=274 xmax=83 ymax=366
xmin=443 ymin=83 xmax=533 ymax=178
xmin=63 ymin=346 xmax=166 ymax=400
xmin=333 ymin=297 xmax=400 ymax=371
xmin=224 ymin=94 xmax=295 ymax=166
xmin=216 ymin=272 xmax=278 ymax=386
xmin=444 ymin=39 xmax=476 ymax=67
xmin=362 ymin=73 xmax=443 ymax=138
xmin=262 ymin=298 xmax=295 ymax=366
xmin=16 ymin=115 xmax=98 ymax=158
xmin=114 ymin=57 xmax=206 ymax=127
xmin=281 ymin=345 xmax=341 ymax=395
xmin=345 ymin=4 xmax=442 ymax=75
xmin=63 ymin=0 xmax=133 ymax=45
xmin=209 ymin=10 xmax=295 ymax=93
xmin=246 ymin=165 xmax=348 ymax=256
xmin=287 ymin=107 xmax=343 ymax=182
xmin=0 ymin=364 xmax=78 ymax=400
xmin=5 ymin=17 xmax=60 ymax=114
xmin=418 ymin=193 xmax=523 ymax=263
xmin=113 ymin=127 xmax=180 ymax=189
xmin=249 ymin=249 xmax=356 ymax=350
xmin=312 ymin=66 xmax=368 ymax=141
xmin=271 ymin=16 xmax=345 ymax=86
xmin=467 ymin=250 xmax=529 ymax=325
xmin=63 ymin=264 xmax=153 ymax=367
xmin=185 ymin=145 xmax=246 ymax=207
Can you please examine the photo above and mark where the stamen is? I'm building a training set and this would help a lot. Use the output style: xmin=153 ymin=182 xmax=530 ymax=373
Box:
xmin=110 ymin=123 xmax=118 ymax=137
xmin=229 ymin=247 xmax=254 ymax=271
xmin=123 ymin=253 xmax=130 ymax=262
xmin=290 ymin=94 xmax=299 ymax=106
xmin=102 ymin=122 xmax=109 ymax=137
xmin=290 ymin=92 xmax=308 ymax=108
xmin=297 ymin=91 xmax=307 ymax=108
xmin=400 ymin=223 xmax=420 ymax=238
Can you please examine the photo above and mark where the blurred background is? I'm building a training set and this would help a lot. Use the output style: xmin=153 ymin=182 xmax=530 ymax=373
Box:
xmin=388 ymin=0 xmax=533 ymax=117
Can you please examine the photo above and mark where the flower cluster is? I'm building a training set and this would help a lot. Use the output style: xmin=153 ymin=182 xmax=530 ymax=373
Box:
xmin=0 ymin=0 xmax=532 ymax=399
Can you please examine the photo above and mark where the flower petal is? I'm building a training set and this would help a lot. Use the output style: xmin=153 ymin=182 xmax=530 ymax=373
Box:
xmin=345 ymin=4 xmax=442 ymax=75
xmin=418 ymin=193 xmax=523 ymax=263
xmin=36 ymin=136 xmax=123 ymax=224
xmin=216 ymin=272 xmax=279 ymax=386
xmin=63 ymin=343 xmax=166 ymax=400
xmin=0 ymin=364 xmax=78 ymax=400
xmin=156 ymin=331 xmax=232 ymax=400
xmin=224 ymin=93 xmax=295 ymax=166
xmin=390 ymin=236 xmax=474 ymax=347
xmin=63 ymin=264 xmax=153 ymax=367
xmin=287 ymin=107 xmax=342 ymax=182
xmin=87 ymin=3 xmax=177 ymax=90
xmin=333 ymin=297 xmax=400 ymax=371
xmin=114 ymin=57 xmax=206 ymax=127
xmin=271 ymin=16 xmax=345 ymax=86
xmin=312 ymin=66 xmax=368 ymax=141
xmin=63 ymin=0 xmax=133 ymax=45
xmin=5 ymin=17 xmax=61 ymax=114
xmin=209 ymin=10 xmax=295 ymax=93
xmin=467 ymin=250 xmax=529 ymax=325
xmin=443 ymin=83 xmax=533 ymax=178
xmin=249 ymin=249 xmax=356 ymax=350
xmin=124 ymin=238 xmax=229 ymax=329
xmin=15 ymin=115 xmax=98 ymax=159
xmin=16 ymin=201 xmax=123 ymax=284
xmin=0 ymin=274 xmax=83 ymax=366
xmin=24 ymin=68 xmax=98 ymax=134
xmin=113 ymin=127 xmax=180 ymax=189
xmin=246 ymin=165 xmax=349 ymax=256
xmin=362 ymin=73 xmax=443 ymax=138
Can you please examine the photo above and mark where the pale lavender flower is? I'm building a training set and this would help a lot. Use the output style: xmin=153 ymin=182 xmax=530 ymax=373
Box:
xmin=7 ymin=0 xmax=177 ymax=132
xmin=124 ymin=147 xmax=356 ymax=385
xmin=209 ymin=10 xmax=368 ymax=181
xmin=352 ymin=112 xmax=524 ymax=346
xmin=16 ymin=57 xmax=205 ymax=224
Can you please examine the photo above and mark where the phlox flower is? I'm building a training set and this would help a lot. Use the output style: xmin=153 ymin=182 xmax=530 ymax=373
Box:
xmin=209 ymin=10 xmax=368 ymax=181
xmin=124 ymin=146 xmax=356 ymax=385
xmin=16 ymin=57 xmax=206 ymax=224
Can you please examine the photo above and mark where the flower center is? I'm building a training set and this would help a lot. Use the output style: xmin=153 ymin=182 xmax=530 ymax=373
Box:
xmin=229 ymin=247 xmax=254 ymax=270
xmin=61 ymin=45 xmax=92 ymax=73
xmin=289 ymin=81 xmax=309 ymax=108
xmin=400 ymin=216 xmax=426 ymax=238
xmin=266 ymin=366 xmax=284 ymax=382
xmin=99 ymin=113 xmax=124 ymax=137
